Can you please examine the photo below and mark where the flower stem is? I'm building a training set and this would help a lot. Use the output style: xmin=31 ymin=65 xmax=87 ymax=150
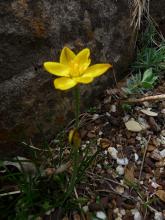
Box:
xmin=73 ymin=85 xmax=80 ymax=129
xmin=62 ymin=86 xmax=81 ymax=204
xmin=62 ymin=147 xmax=79 ymax=203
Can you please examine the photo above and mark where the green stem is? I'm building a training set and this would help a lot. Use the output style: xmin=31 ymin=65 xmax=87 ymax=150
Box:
xmin=62 ymin=147 xmax=79 ymax=203
xmin=73 ymin=86 xmax=80 ymax=129
xmin=62 ymin=86 xmax=81 ymax=204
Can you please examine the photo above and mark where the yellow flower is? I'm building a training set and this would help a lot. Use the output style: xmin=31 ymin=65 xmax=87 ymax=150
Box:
xmin=43 ymin=47 xmax=112 ymax=90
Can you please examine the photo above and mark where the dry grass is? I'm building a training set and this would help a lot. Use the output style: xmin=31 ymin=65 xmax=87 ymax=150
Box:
xmin=131 ymin=0 xmax=150 ymax=30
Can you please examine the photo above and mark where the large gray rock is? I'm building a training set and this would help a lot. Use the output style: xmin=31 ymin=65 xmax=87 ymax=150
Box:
xmin=0 ymin=0 xmax=136 ymax=157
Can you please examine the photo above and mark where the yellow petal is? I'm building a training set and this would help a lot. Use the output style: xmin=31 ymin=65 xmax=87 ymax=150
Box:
xmin=60 ymin=47 xmax=76 ymax=65
xmin=74 ymin=76 xmax=94 ymax=84
xmin=44 ymin=62 xmax=69 ymax=76
xmin=74 ymin=48 xmax=90 ymax=69
xmin=54 ymin=77 xmax=77 ymax=90
xmin=83 ymin=64 xmax=112 ymax=78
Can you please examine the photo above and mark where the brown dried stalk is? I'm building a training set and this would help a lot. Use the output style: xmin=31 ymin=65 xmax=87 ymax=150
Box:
xmin=122 ymin=94 xmax=165 ymax=104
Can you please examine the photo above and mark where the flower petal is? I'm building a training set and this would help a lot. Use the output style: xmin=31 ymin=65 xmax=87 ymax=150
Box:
xmin=60 ymin=47 xmax=76 ymax=65
xmin=74 ymin=48 xmax=90 ymax=69
xmin=83 ymin=64 xmax=112 ymax=78
xmin=74 ymin=76 xmax=94 ymax=84
xmin=54 ymin=77 xmax=77 ymax=90
xmin=44 ymin=62 xmax=69 ymax=76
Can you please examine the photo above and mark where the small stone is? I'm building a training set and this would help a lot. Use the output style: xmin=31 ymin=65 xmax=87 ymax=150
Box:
xmin=117 ymin=157 xmax=128 ymax=165
xmin=110 ymin=104 xmax=116 ymax=113
xmin=99 ymin=131 xmax=103 ymax=136
xmin=160 ymin=135 xmax=165 ymax=145
xmin=108 ymin=147 xmax=118 ymax=159
xmin=150 ymin=149 xmax=162 ymax=161
xmin=154 ymin=212 xmax=163 ymax=220
xmin=116 ymin=165 xmax=124 ymax=175
xmin=161 ymin=130 xmax=165 ymax=137
xmin=120 ymin=209 xmax=126 ymax=216
xmin=96 ymin=211 xmax=106 ymax=220
xmin=143 ymin=101 xmax=149 ymax=107
xmin=151 ymin=181 xmax=160 ymax=189
xmin=116 ymin=186 xmax=125 ymax=194
xmin=97 ymin=164 xmax=102 ymax=169
xmin=92 ymin=114 xmax=99 ymax=120
xmin=131 ymin=209 xmax=142 ymax=220
xmin=160 ymin=149 xmax=165 ymax=158
xmin=115 ymin=217 xmax=122 ymax=220
xmin=106 ymin=112 xmax=111 ymax=117
xmin=82 ymin=205 xmax=88 ymax=213
xmin=113 ymin=208 xmax=119 ymax=214
xmin=161 ymin=109 xmax=165 ymax=114
xmin=134 ymin=153 xmax=139 ymax=161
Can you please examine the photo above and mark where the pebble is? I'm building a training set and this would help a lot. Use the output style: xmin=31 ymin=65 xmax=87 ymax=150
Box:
xmin=99 ymin=131 xmax=103 ymax=136
xmin=110 ymin=105 xmax=116 ymax=113
xmin=120 ymin=209 xmax=126 ymax=216
xmin=150 ymin=149 xmax=162 ymax=161
xmin=151 ymin=181 xmax=160 ymax=189
xmin=154 ymin=212 xmax=163 ymax=220
xmin=96 ymin=211 xmax=106 ymax=220
xmin=161 ymin=109 xmax=165 ymax=114
xmin=117 ymin=157 xmax=129 ymax=165
xmin=82 ymin=206 xmax=88 ymax=213
xmin=131 ymin=209 xmax=142 ymax=220
xmin=160 ymin=135 xmax=165 ymax=145
xmin=116 ymin=186 xmax=125 ymax=194
xmin=92 ymin=114 xmax=99 ymax=120
xmin=134 ymin=153 xmax=139 ymax=161
xmin=160 ymin=149 xmax=165 ymax=158
xmin=161 ymin=130 xmax=165 ymax=137
xmin=115 ymin=217 xmax=122 ymax=220
xmin=116 ymin=165 xmax=124 ymax=175
xmin=106 ymin=112 xmax=111 ymax=117
xmin=108 ymin=147 xmax=118 ymax=159
xmin=113 ymin=208 xmax=119 ymax=214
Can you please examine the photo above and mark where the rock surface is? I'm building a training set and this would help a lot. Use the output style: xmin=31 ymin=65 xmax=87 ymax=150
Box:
xmin=0 ymin=0 xmax=136 ymax=157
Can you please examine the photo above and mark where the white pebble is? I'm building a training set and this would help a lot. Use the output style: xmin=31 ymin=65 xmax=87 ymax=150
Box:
xmin=96 ymin=211 xmax=106 ymax=220
xmin=108 ymin=147 xmax=118 ymax=159
xmin=82 ymin=205 xmax=88 ymax=213
xmin=116 ymin=165 xmax=124 ymax=175
xmin=117 ymin=157 xmax=128 ymax=165
xmin=97 ymin=164 xmax=102 ymax=169
xmin=115 ymin=217 xmax=122 ymax=220
xmin=106 ymin=112 xmax=111 ymax=117
xmin=120 ymin=209 xmax=126 ymax=216
xmin=110 ymin=105 xmax=116 ymax=112
xmin=134 ymin=153 xmax=139 ymax=161
xmin=116 ymin=186 xmax=125 ymax=194
xmin=151 ymin=181 xmax=160 ymax=189
xmin=160 ymin=149 xmax=165 ymax=158
xmin=161 ymin=109 xmax=165 ymax=114
xmin=161 ymin=129 xmax=165 ymax=136
xmin=99 ymin=131 xmax=103 ymax=136
xmin=131 ymin=209 xmax=142 ymax=220
xmin=113 ymin=208 xmax=119 ymax=214
xmin=154 ymin=212 xmax=163 ymax=220
xmin=160 ymin=135 xmax=165 ymax=145
xmin=92 ymin=114 xmax=99 ymax=120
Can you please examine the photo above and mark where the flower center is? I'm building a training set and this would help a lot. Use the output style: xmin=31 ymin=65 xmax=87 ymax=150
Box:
xmin=69 ymin=61 xmax=80 ymax=77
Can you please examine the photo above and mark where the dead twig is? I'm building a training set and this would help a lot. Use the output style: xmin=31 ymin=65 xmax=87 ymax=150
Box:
xmin=138 ymin=135 xmax=151 ymax=181
xmin=121 ymin=94 xmax=165 ymax=104
xmin=45 ymin=161 xmax=71 ymax=176
xmin=74 ymin=187 xmax=86 ymax=220
xmin=87 ymin=171 xmax=128 ymax=189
